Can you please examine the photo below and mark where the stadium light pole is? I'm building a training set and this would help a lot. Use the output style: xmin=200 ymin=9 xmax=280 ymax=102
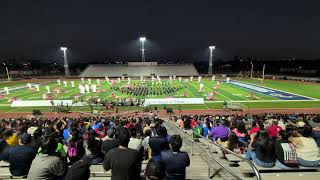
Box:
xmin=250 ymin=61 xmax=254 ymax=78
xmin=139 ymin=37 xmax=146 ymax=62
xmin=60 ymin=47 xmax=70 ymax=77
xmin=208 ymin=46 xmax=215 ymax=75
xmin=2 ymin=63 xmax=10 ymax=81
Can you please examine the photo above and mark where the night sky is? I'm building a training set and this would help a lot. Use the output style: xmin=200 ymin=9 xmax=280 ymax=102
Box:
xmin=0 ymin=0 xmax=319 ymax=63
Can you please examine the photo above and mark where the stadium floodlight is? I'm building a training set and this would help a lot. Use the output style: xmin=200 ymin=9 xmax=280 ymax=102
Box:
xmin=139 ymin=36 xmax=146 ymax=62
xmin=60 ymin=47 xmax=70 ymax=76
xmin=2 ymin=63 xmax=10 ymax=81
xmin=208 ymin=45 xmax=215 ymax=75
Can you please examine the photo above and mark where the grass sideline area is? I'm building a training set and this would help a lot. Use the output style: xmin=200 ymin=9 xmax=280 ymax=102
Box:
xmin=0 ymin=78 xmax=319 ymax=112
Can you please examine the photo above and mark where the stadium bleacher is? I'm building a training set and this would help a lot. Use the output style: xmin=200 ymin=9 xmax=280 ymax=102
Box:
xmin=80 ymin=63 xmax=199 ymax=77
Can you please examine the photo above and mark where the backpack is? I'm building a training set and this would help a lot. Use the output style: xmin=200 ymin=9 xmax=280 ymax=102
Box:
xmin=68 ymin=142 xmax=78 ymax=157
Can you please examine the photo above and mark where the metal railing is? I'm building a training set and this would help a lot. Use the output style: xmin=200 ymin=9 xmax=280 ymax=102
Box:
xmin=163 ymin=120 xmax=261 ymax=180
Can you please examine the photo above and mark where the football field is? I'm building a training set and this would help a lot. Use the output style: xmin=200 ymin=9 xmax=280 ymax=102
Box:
xmin=0 ymin=78 xmax=320 ymax=112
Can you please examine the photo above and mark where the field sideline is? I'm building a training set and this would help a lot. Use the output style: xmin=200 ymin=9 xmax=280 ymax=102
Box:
xmin=0 ymin=78 xmax=320 ymax=112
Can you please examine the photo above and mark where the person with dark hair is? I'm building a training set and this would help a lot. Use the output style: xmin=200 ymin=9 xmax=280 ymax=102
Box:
xmin=28 ymin=137 xmax=65 ymax=179
xmin=149 ymin=126 xmax=170 ymax=160
xmin=145 ymin=158 xmax=165 ymax=180
xmin=103 ymin=128 xmax=141 ymax=180
xmin=67 ymin=130 xmax=85 ymax=165
xmin=232 ymin=122 xmax=248 ymax=147
xmin=128 ymin=128 xmax=142 ymax=151
xmin=142 ymin=129 xmax=151 ymax=160
xmin=245 ymin=129 xmax=275 ymax=167
xmin=267 ymin=120 xmax=282 ymax=139
xmin=0 ymin=129 xmax=10 ymax=161
xmin=249 ymin=121 xmax=264 ymax=135
xmin=87 ymin=131 xmax=104 ymax=165
xmin=289 ymin=124 xmax=320 ymax=167
xmin=274 ymin=130 xmax=299 ymax=169
xmin=220 ymin=132 xmax=242 ymax=155
xmin=209 ymin=120 xmax=229 ymax=141
xmin=65 ymin=156 xmax=91 ymax=180
xmin=101 ymin=129 xmax=119 ymax=155
xmin=5 ymin=133 xmax=36 ymax=176
xmin=160 ymin=135 xmax=190 ymax=180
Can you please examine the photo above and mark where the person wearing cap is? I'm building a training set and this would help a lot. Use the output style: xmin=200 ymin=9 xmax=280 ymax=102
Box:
xmin=5 ymin=133 xmax=36 ymax=176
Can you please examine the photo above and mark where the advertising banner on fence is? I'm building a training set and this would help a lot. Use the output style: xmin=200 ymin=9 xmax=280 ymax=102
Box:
xmin=11 ymin=100 xmax=84 ymax=107
xmin=144 ymin=98 xmax=204 ymax=106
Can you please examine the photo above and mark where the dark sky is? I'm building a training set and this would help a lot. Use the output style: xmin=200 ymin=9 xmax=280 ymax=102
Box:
xmin=0 ymin=0 xmax=320 ymax=63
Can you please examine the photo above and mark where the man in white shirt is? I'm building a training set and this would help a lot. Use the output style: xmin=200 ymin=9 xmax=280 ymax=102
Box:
xmin=128 ymin=128 xmax=142 ymax=151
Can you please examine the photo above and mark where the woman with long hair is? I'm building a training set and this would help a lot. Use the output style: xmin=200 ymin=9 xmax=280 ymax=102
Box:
xmin=28 ymin=137 xmax=65 ymax=179
xmin=245 ymin=129 xmax=275 ymax=167
xmin=289 ymin=124 xmax=320 ymax=167
xmin=67 ymin=129 xmax=85 ymax=165
xmin=87 ymin=131 xmax=104 ymax=164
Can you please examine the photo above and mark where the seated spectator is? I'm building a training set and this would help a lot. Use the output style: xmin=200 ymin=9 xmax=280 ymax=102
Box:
xmin=0 ymin=131 xmax=10 ymax=161
xmin=145 ymin=158 xmax=165 ymax=180
xmin=267 ymin=120 xmax=282 ymax=140
xmin=87 ymin=131 xmax=104 ymax=165
xmin=209 ymin=120 xmax=229 ymax=141
xmin=142 ymin=129 xmax=151 ymax=160
xmin=249 ymin=121 xmax=264 ymax=135
xmin=161 ymin=135 xmax=190 ymax=180
xmin=67 ymin=130 xmax=85 ymax=165
xmin=149 ymin=126 xmax=170 ymax=160
xmin=232 ymin=122 xmax=248 ymax=147
xmin=143 ymin=121 xmax=151 ymax=134
xmin=246 ymin=129 xmax=275 ymax=167
xmin=28 ymin=137 xmax=65 ymax=179
xmin=202 ymin=122 xmax=211 ymax=138
xmin=275 ymin=130 xmax=299 ymax=169
xmin=3 ymin=128 xmax=18 ymax=146
xmin=6 ymin=133 xmax=36 ymax=176
xmin=65 ymin=156 xmax=91 ymax=180
xmin=103 ymin=128 xmax=141 ymax=180
xmin=289 ymin=124 xmax=320 ymax=167
xmin=128 ymin=128 xmax=143 ymax=151
xmin=219 ymin=132 xmax=242 ymax=155
xmin=102 ymin=129 xmax=119 ymax=154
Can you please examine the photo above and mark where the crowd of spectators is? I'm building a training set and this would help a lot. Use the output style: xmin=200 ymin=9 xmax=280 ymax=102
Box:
xmin=0 ymin=115 xmax=190 ymax=180
xmin=173 ymin=113 xmax=320 ymax=168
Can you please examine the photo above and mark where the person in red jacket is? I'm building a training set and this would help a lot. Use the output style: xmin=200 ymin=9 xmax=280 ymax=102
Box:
xmin=267 ymin=120 xmax=282 ymax=139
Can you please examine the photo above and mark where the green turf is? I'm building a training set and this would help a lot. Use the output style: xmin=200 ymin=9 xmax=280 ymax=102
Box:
xmin=241 ymin=79 xmax=320 ymax=99
xmin=0 ymin=78 xmax=319 ymax=112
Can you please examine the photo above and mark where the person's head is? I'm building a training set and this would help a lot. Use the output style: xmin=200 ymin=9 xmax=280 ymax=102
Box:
xmin=170 ymin=135 xmax=182 ymax=152
xmin=18 ymin=133 xmax=32 ymax=145
xmin=272 ymin=120 xmax=278 ymax=126
xmin=41 ymin=137 xmax=57 ymax=155
xmin=145 ymin=129 xmax=151 ymax=137
xmin=256 ymin=129 xmax=274 ymax=156
xmin=116 ymin=128 xmax=130 ymax=147
xmin=237 ymin=122 xmax=247 ymax=134
xmin=156 ymin=126 xmax=167 ymax=137
xmin=107 ymin=129 xmax=115 ymax=138
xmin=145 ymin=158 xmax=165 ymax=180
xmin=130 ymin=128 xmax=137 ymax=138
xmin=227 ymin=132 xmax=239 ymax=151
xmin=257 ymin=121 xmax=264 ymax=130
xmin=278 ymin=130 xmax=289 ymax=141
xmin=302 ymin=124 xmax=313 ymax=137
